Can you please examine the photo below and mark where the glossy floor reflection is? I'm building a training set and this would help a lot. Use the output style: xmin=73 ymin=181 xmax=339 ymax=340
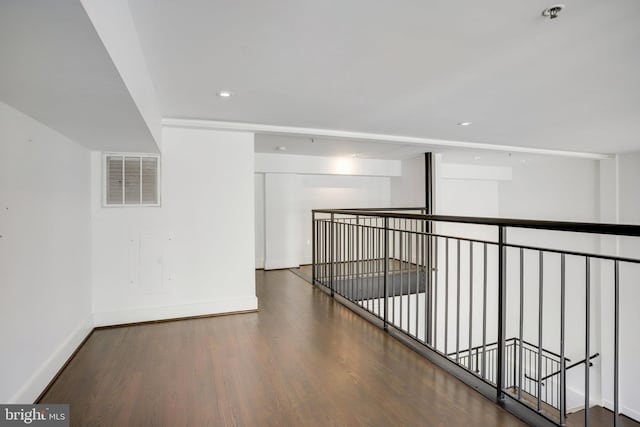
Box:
xmin=41 ymin=269 xmax=528 ymax=426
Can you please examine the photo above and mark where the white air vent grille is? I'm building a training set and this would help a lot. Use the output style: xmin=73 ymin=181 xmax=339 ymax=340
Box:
xmin=105 ymin=154 xmax=159 ymax=206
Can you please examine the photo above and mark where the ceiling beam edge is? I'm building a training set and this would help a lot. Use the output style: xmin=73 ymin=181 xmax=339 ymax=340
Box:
xmin=161 ymin=118 xmax=612 ymax=160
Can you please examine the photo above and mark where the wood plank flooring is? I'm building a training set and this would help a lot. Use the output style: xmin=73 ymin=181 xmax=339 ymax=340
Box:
xmin=567 ymin=407 xmax=640 ymax=427
xmin=40 ymin=269 xmax=528 ymax=426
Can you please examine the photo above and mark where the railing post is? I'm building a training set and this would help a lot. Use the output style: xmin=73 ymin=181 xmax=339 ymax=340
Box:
xmin=384 ymin=217 xmax=389 ymax=331
xmin=585 ymin=257 xmax=591 ymax=427
xmin=497 ymin=225 xmax=506 ymax=402
xmin=560 ymin=254 xmax=566 ymax=426
xmin=330 ymin=213 xmax=335 ymax=297
xmin=614 ymin=260 xmax=620 ymax=427
xmin=312 ymin=211 xmax=316 ymax=285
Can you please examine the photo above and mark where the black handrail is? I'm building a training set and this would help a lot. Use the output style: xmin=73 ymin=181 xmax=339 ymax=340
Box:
xmin=525 ymin=353 xmax=600 ymax=383
xmin=447 ymin=337 xmax=569 ymax=361
xmin=315 ymin=217 xmax=640 ymax=264
xmin=313 ymin=208 xmax=640 ymax=237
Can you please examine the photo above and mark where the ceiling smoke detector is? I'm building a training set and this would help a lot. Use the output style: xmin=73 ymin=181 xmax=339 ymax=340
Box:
xmin=542 ymin=4 xmax=565 ymax=19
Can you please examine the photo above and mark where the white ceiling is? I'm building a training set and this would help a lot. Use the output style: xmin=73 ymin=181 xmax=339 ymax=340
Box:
xmin=0 ymin=0 xmax=158 ymax=152
xmin=130 ymin=0 xmax=640 ymax=155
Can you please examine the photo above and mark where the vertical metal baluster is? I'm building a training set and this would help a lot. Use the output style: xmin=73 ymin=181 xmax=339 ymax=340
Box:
xmin=408 ymin=230 xmax=413 ymax=334
xmin=336 ymin=220 xmax=340 ymax=293
xmin=370 ymin=219 xmax=375 ymax=311
xmin=434 ymin=236 xmax=439 ymax=351
xmin=355 ymin=217 xmax=360 ymax=302
xmin=368 ymin=219 xmax=372 ymax=311
xmin=374 ymin=222 xmax=379 ymax=314
xmin=362 ymin=220 xmax=366 ymax=307
xmin=585 ymin=257 xmax=591 ymax=427
xmin=400 ymin=230 xmax=404 ymax=328
xmin=416 ymin=222 xmax=421 ymax=338
xmin=560 ymin=254 xmax=566 ymax=426
xmin=338 ymin=221 xmax=342 ymax=295
xmin=340 ymin=220 xmax=344 ymax=294
xmin=312 ymin=212 xmax=316 ymax=284
xmin=519 ymin=248 xmax=524 ymax=401
xmin=391 ymin=220 xmax=396 ymax=325
xmin=528 ymin=348 xmax=532 ymax=396
xmin=469 ymin=242 xmax=473 ymax=371
xmin=336 ymin=221 xmax=340 ymax=294
xmin=364 ymin=221 xmax=368 ymax=308
xmin=513 ymin=339 xmax=517 ymax=389
xmin=323 ymin=219 xmax=327 ymax=284
xmin=379 ymin=225 xmax=383 ymax=317
xmin=371 ymin=221 xmax=375 ymax=312
xmin=537 ymin=251 xmax=544 ymax=411
xmin=321 ymin=219 xmax=325 ymax=284
xmin=345 ymin=221 xmax=349 ymax=298
xmin=424 ymin=218 xmax=430 ymax=344
xmin=342 ymin=221 xmax=346 ymax=295
xmin=325 ymin=219 xmax=329 ymax=285
xmin=384 ymin=218 xmax=389 ymax=330
xmin=497 ymin=226 xmax=506 ymax=400
xmin=482 ymin=242 xmax=487 ymax=379
xmin=375 ymin=224 xmax=379 ymax=315
xmin=456 ymin=239 xmax=461 ymax=363
xmin=344 ymin=221 xmax=348 ymax=295
xmin=330 ymin=214 xmax=335 ymax=297
xmin=614 ymin=260 xmax=620 ymax=427
xmin=353 ymin=220 xmax=356 ymax=301
xmin=445 ymin=238 xmax=449 ymax=356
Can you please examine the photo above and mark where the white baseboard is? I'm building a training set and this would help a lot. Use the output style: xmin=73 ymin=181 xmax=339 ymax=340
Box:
xmin=10 ymin=315 xmax=93 ymax=404
xmin=92 ymin=296 xmax=258 ymax=327
xmin=602 ymin=399 xmax=640 ymax=422
xmin=264 ymin=257 xmax=299 ymax=270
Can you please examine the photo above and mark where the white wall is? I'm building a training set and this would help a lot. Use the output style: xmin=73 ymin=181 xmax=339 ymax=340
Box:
xmin=255 ymin=152 xmax=395 ymax=270
xmin=0 ymin=101 xmax=92 ymax=403
xmin=258 ymin=172 xmax=391 ymax=269
xmin=598 ymin=153 xmax=640 ymax=419
xmin=435 ymin=163 xmax=501 ymax=355
xmin=390 ymin=155 xmax=425 ymax=208
xmin=298 ymin=174 xmax=391 ymax=264
xmin=256 ymin=153 xmax=401 ymax=176
xmin=264 ymin=173 xmax=302 ymax=270
xmin=91 ymin=127 xmax=257 ymax=326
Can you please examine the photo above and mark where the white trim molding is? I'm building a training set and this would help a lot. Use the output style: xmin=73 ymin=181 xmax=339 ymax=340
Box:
xmin=9 ymin=315 xmax=93 ymax=404
xmin=92 ymin=297 xmax=259 ymax=327
xmin=162 ymin=118 xmax=612 ymax=160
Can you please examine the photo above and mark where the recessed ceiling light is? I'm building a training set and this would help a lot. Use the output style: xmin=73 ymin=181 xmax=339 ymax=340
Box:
xmin=276 ymin=146 xmax=287 ymax=152
xmin=457 ymin=122 xmax=472 ymax=126
xmin=542 ymin=4 xmax=564 ymax=19
xmin=217 ymin=90 xmax=232 ymax=98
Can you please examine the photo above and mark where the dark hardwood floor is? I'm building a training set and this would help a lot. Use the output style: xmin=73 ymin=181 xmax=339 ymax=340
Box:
xmin=41 ymin=269 xmax=529 ymax=426
xmin=567 ymin=407 xmax=639 ymax=427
